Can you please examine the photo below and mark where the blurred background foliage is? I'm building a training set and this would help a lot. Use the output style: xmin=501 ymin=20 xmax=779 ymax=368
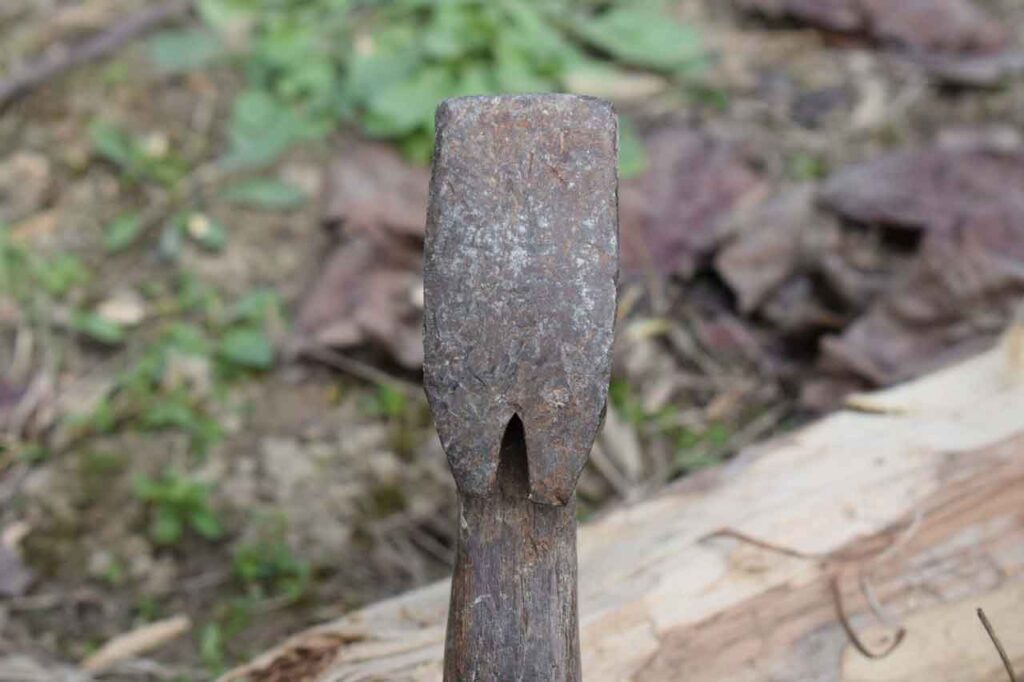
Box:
xmin=149 ymin=0 xmax=704 ymax=168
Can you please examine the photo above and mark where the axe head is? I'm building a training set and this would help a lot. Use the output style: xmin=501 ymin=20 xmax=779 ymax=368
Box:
xmin=423 ymin=94 xmax=618 ymax=505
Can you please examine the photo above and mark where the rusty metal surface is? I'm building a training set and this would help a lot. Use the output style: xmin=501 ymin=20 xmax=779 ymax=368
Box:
xmin=423 ymin=94 xmax=618 ymax=505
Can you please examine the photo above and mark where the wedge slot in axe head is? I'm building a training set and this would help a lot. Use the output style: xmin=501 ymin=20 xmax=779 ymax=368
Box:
xmin=423 ymin=94 xmax=618 ymax=505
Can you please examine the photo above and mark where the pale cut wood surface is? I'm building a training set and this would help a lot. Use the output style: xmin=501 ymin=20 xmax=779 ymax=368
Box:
xmin=225 ymin=324 xmax=1024 ymax=682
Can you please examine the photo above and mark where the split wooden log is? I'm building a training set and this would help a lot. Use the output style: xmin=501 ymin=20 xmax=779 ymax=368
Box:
xmin=224 ymin=323 xmax=1024 ymax=682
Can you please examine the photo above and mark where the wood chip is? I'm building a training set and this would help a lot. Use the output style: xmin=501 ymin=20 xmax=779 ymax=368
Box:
xmin=82 ymin=615 xmax=191 ymax=673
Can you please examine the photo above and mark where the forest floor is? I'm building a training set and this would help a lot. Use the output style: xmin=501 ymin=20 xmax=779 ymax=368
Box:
xmin=2 ymin=0 xmax=1023 ymax=679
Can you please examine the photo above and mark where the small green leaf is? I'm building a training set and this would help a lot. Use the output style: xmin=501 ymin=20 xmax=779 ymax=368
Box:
xmin=199 ymin=622 xmax=225 ymax=673
xmin=162 ymin=322 xmax=210 ymax=355
xmin=221 ymin=178 xmax=306 ymax=211
xmin=398 ymin=131 xmax=434 ymax=165
xmin=184 ymin=213 xmax=227 ymax=252
xmin=364 ymin=66 xmax=454 ymax=137
xmin=362 ymin=383 xmax=408 ymax=418
xmin=18 ymin=444 xmax=50 ymax=463
xmin=188 ymin=415 xmax=224 ymax=458
xmin=33 ymin=254 xmax=88 ymax=296
xmin=452 ymin=64 xmax=494 ymax=98
xmin=150 ymin=507 xmax=184 ymax=545
xmin=222 ymin=90 xmax=313 ymax=170
xmin=148 ymin=28 xmax=225 ymax=73
xmin=231 ymin=289 xmax=281 ymax=324
xmin=190 ymin=508 xmax=223 ymax=540
xmin=159 ymin=220 xmax=184 ymax=260
xmin=89 ymin=121 xmax=135 ymax=168
xmin=494 ymin=34 xmax=557 ymax=93
xmin=219 ymin=328 xmax=274 ymax=370
xmin=84 ymin=399 xmax=119 ymax=434
xmin=344 ymin=26 xmax=420 ymax=106
xmin=789 ymin=153 xmax=827 ymax=181
xmin=104 ymin=213 xmax=142 ymax=252
xmin=578 ymin=8 xmax=704 ymax=72
xmin=141 ymin=401 xmax=196 ymax=431
xmin=617 ymin=117 xmax=648 ymax=179
xmin=133 ymin=474 xmax=159 ymax=500
xmin=72 ymin=311 xmax=126 ymax=345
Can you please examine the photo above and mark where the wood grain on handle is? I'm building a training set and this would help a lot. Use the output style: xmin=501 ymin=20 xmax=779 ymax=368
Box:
xmin=444 ymin=417 xmax=581 ymax=681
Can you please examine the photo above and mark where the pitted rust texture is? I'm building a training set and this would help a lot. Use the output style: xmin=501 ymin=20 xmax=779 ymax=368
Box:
xmin=423 ymin=94 xmax=618 ymax=505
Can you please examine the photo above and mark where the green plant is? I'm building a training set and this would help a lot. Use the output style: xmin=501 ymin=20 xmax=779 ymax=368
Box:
xmin=64 ymin=277 xmax=281 ymax=463
xmin=139 ymin=392 xmax=225 ymax=456
xmin=134 ymin=471 xmax=223 ymax=545
xmin=159 ymin=212 xmax=229 ymax=254
xmin=1 ymin=226 xmax=89 ymax=304
xmin=610 ymin=378 xmax=738 ymax=473
xmin=71 ymin=310 xmax=126 ymax=345
xmin=217 ymin=327 xmax=275 ymax=370
xmin=34 ymin=253 xmax=89 ymax=297
xmin=152 ymin=0 xmax=703 ymax=167
xmin=230 ymin=288 xmax=283 ymax=325
xmin=76 ymin=320 xmax=224 ymax=458
xmin=199 ymin=622 xmax=226 ymax=674
xmin=18 ymin=444 xmax=51 ymax=464
xmin=102 ymin=557 xmax=127 ymax=586
xmin=674 ymin=422 xmax=733 ymax=472
xmin=104 ymin=213 xmax=143 ymax=253
xmin=198 ymin=596 xmax=260 ymax=673
xmin=789 ymin=153 xmax=828 ymax=181
xmin=221 ymin=178 xmax=307 ymax=211
xmin=134 ymin=595 xmax=162 ymax=622
xmin=89 ymin=121 xmax=188 ymax=186
xmin=363 ymin=384 xmax=408 ymax=419
xmin=0 ymin=225 xmax=28 ymax=300
xmin=609 ymin=378 xmax=647 ymax=425
xmin=232 ymin=519 xmax=310 ymax=600
xmin=149 ymin=27 xmax=227 ymax=74
xmin=369 ymin=484 xmax=407 ymax=517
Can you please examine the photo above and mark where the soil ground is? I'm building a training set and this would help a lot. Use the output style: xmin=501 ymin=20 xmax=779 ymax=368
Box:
xmin=1 ymin=0 xmax=1023 ymax=679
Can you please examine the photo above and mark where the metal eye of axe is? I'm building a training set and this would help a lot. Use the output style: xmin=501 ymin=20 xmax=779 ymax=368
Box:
xmin=423 ymin=94 xmax=618 ymax=681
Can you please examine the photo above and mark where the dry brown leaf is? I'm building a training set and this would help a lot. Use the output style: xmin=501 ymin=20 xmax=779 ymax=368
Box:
xmin=321 ymin=139 xmax=429 ymax=239
xmin=821 ymin=227 xmax=1024 ymax=385
xmin=910 ymin=49 xmax=1024 ymax=86
xmin=293 ymin=138 xmax=430 ymax=368
xmin=738 ymin=0 xmax=1007 ymax=54
xmin=820 ymin=147 xmax=1024 ymax=234
xmin=817 ymin=145 xmax=1024 ymax=387
xmin=715 ymin=186 xmax=818 ymax=313
xmin=292 ymin=236 xmax=423 ymax=369
xmin=0 ymin=542 xmax=32 ymax=598
xmin=860 ymin=0 xmax=1006 ymax=53
xmin=0 ymin=152 xmax=51 ymax=224
xmin=620 ymin=128 xmax=765 ymax=278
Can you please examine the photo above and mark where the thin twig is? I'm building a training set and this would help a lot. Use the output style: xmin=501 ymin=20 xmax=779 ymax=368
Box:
xmin=0 ymin=0 xmax=193 ymax=109
xmin=978 ymin=607 xmax=1018 ymax=682
xmin=859 ymin=573 xmax=898 ymax=629
xmin=701 ymin=527 xmax=822 ymax=560
xmin=702 ymin=505 xmax=923 ymax=564
xmin=301 ymin=346 xmax=420 ymax=393
xmin=831 ymin=573 xmax=906 ymax=660
xmin=702 ymin=505 xmax=929 ymax=662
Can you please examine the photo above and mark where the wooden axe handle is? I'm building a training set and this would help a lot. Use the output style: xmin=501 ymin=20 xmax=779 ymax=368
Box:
xmin=444 ymin=418 xmax=580 ymax=681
